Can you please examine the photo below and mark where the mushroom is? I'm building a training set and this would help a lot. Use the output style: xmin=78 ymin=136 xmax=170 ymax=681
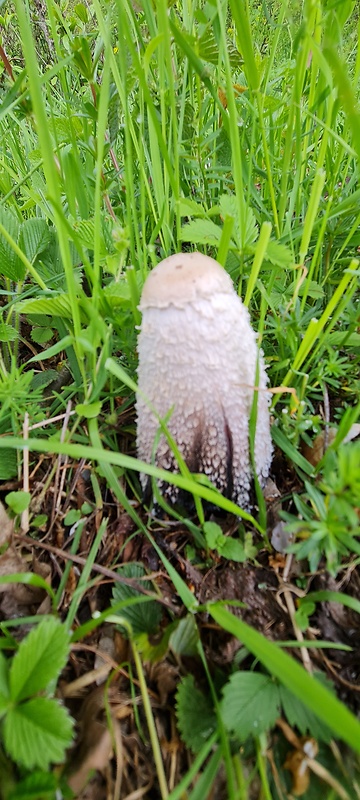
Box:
xmin=136 ymin=251 xmax=272 ymax=511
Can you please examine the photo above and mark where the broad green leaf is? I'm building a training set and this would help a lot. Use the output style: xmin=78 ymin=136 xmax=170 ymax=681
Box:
xmin=203 ymin=522 xmax=247 ymax=562
xmin=64 ymin=509 xmax=81 ymax=526
xmin=221 ymin=672 xmax=280 ymax=740
xmin=169 ymin=614 xmax=199 ymax=657
xmin=220 ymin=537 xmax=247 ymax=562
xmin=179 ymin=219 xmax=222 ymax=245
xmin=5 ymin=491 xmax=31 ymax=515
xmin=76 ymin=401 xmax=102 ymax=419
xmin=176 ymin=675 xmax=217 ymax=753
xmin=19 ymin=219 xmax=51 ymax=264
xmin=4 ymin=697 xmax=74 ymax=770
xmin=210 ymin=604 xmax=360 ymax=752
xmin=6 ymin=770 xmax=57 ymax=799
xmin=203 ymin=521 xmax=223 ymax=550
xmin=10 ymin=617 xmax=70 ymax=702
xmin=112 ymin=563 xmax=162 ymax=636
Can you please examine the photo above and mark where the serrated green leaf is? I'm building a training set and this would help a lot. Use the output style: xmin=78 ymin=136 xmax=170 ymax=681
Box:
xmin=4 ymin=697 xmax=74 ymax=770
xmin=7 ymin=770 xmax=57 ymax=800
xmin=5 ymin=491 xmax=31 ymax=515
xmin=179 ymin=219 xmax=222 ymax=245
xmin=177 ymin=198 xmax=206 ymax=217
xmin=10 ymin=617 xmax=70 ymax=702
xmin=198 ymin=32 xmax=240 ymax=67
xmin=297 ymin=279 xmax=324 ymax=299
xmin=103 ymin=281 xmax=131 ymax=306
xmin=73 ymin=219 xmax=106 ymax=254
xmin=279 ymin=681 xmax=332 ymax=742
xmin=219 ymin=193 xmax=258 ymax=250
xmin=26 ymin=314 xmax=51 ymax=326
xmin=30 ymin=327 xmax=54 ymax=345
xmin=210 ymin=604 xmax=360 ymax=752
xmin=15 ymin=295 xmax=78 ymax=321
xmin=28 ymin=334 xmax=73 ymax=362
xmin=0 ymin=208 xmax=25 ymax=281
xmin=112 ymin=563 xmax=162 ymax=636
xmin=176 ymin=675 xmax=217 ymax=753
xmin=265 ymin=240 xmax=293 ymax=267
xmin=31 ymin=369 xmax=58 ymax=391
xmin=0 ymin=449 xmax=18 ymax=479
xmin=216 ymin=127 xmax=232 ymax=168
xmin=328 ymin=331 xmax=360 ymax=347
xmin=19 ymin=219 xmax=51 ymax=264
xmin=0 ymin=323 xmax=18 ymax=342
xmin=221 ymin=672 xmax=280 ymax=741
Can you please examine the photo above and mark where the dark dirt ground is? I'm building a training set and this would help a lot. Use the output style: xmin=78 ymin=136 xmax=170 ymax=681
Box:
xmin=1 ymin=435 xmax=360 ymax=799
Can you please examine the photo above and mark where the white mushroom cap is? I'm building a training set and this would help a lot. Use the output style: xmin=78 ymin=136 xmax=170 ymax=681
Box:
xmin=136 ymin=251 xmax=272 ymax=511
xmin=139 ymin=251 xmax=234 ymax=310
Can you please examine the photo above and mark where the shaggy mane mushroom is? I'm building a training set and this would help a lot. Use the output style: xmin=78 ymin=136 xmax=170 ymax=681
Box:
xmin=136 ymin=251 xmax=272 ymax=511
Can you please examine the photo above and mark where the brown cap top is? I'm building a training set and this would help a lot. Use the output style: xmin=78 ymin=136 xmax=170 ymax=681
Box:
xmin=139 ymin=251 xmax=234 ymax=309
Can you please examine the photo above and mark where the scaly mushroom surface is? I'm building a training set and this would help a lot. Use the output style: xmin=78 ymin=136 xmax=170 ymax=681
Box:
xmin=136 ymin=251 xmax=272 ymax=510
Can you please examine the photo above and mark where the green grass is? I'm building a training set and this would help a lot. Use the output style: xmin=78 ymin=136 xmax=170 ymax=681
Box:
xmin=0 ymin=0 xmax=360 ymax=797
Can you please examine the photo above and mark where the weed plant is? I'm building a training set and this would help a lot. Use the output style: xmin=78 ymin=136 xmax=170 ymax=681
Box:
xmin=0 ymin=0 xmax=360 ymax=797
